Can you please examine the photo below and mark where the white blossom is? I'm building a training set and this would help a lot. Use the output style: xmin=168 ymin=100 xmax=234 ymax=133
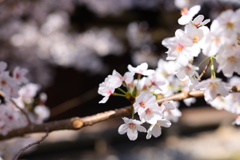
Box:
xmin=118 ymin=117 xmax=146 ymax=141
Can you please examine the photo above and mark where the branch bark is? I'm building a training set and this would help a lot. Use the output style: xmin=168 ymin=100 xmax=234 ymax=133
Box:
xmin=0 ymin=85 xmax=240 ymax=141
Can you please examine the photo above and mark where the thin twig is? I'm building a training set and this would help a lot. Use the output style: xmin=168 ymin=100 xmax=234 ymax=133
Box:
xmin=50 ymin=88 xmax=97 ymax=118
xmin=11 ymin=99 xmax=32 ymax=125
xmin=13 ymin=132 xmax=49 ymax=160
xmin=199 ymin=59 xmax=211 ymax=80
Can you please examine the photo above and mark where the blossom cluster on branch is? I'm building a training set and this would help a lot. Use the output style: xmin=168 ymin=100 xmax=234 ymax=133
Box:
xmin=1 ymin=3 xmax=240 ymax=160
xmin=0 ymin=62 xmax=50 ymax=159
xmin=98 ymin=5 xmax=240 ymax=141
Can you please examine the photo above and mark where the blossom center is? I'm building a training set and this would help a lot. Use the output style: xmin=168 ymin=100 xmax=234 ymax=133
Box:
xmin=16 ymin=73 xmax=21 ymax=79
xmin=192 ymin=36 xmax=199 ymax=43
xmin=175 ymin=44 xmax=184 ymax=52
xmin=214 ymin=38 xmax=220 ymax=43
xmin=129 ymin=123 xmax=136 ymax=129
xmin=228 ymin=56 xmax=237 ymax=63
xmin=106 ymin=90 xmax=112 ymax=95
xmin=181 ymin=8 xmax=189 ymax=15
xmin=1 ymin=80 xmax=6 ymax=85
xmin=140 ymin=102 xmax=146 ymax=108
xmin=145 ymin=108 xmax=152 ymax=115
xmin=209 ymin=82 xmax=218 ymax=88
xmin=226 ymin=22 xmax=234 ymax=29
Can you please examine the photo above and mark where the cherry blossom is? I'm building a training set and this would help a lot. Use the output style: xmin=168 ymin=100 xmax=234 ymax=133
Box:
xmin=98 ymin=80 xmax=115 ymax=104
xmin=192 ymin=15 xmax=210 ymax=27
xmin=118 ymin=117 xmax=146 ymax=141
xmin=215 ymin=9 xmax=240 ymax=38
xmin=216 ymin=46 xmax=240 ymax=77
xmin=162 ymin=29 xmax=197 ymax=66
xmin=175 ymin=63 xmax=199 ymax=81
xmin=178 ymin=5 xmax=201 ymax=25
xmin=195 ymin=78 xmax=229 ymax=102
xmin=127 ymin=62 xmax=154 ymax=76
xmin=146 ymin=118 xmax=171 ymax=139
xmin=13 ymin=67 xmax=29 ymax=84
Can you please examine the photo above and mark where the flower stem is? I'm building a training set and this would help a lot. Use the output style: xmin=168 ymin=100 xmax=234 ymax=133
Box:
xmin=210 ymin=57 xmax=216 ymax=78
xmin=198 ymin=56 xmax=210 ymax=67
xmin=113 ymin=93 xmax=126 ymax=97
xmin=117 ymin=87 xmax=126 ymax=94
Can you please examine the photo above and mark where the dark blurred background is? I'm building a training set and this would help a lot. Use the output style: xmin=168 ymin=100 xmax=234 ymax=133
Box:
xmin=1 ymin=0 xmax=240 ymax=159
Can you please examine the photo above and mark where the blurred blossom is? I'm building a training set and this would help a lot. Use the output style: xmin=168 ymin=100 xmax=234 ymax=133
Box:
xmin=77 ymin=28 xmax=124 ymax=56
xmin=174 ymin=0 xmax=202 ymax=9
xmin=9 ymin=12 xmax=124 ymax=74
xmin=132 ymin=45 xmax=159 ymax=68
xmin=79 ymin=0 xmax=163 ymax=17
xmin=127 ymin=21 xmax=152 ymax=48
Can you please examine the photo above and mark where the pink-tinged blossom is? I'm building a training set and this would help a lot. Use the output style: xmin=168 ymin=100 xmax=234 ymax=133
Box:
xmin=98 ymin=81 xmax=115 ymax=104
xmin=200 ymin=20 xmax=226 ymax=56
xmin=161 ymin=101 xmax=182 ymax=122
xmin=98 ymin=70 xmax=124 ymax=104
xmin=195 ymin=78 xmax=229 ymax=102
xmin=128 ymin=62 xmax=154 ymax=76
xmin=215 ymin=9 xmax=240 ymax=38
xmin=133 ymin=91 xmax=159 ymax=114
xmin=118 ymin=117 xmax=146 ymax=141
xmin=0 ymin=72 xmax=17 ymax=100
xmin=192 ymin=15 xmax=210 ymax=27
xmin=163 ymin=107 xmax=182 ymax=122
xmin=18 ymin=83 xmax=40 ymax=104
xmin=138 ymin=105 xmax=163 ymax=124
xmin=175 ymin=63 xmax=199 ymax=81
xmin=122 ymin=71 xmax=134 ymax=87
xmin=107 ymin=70 xmax=123 ymax=88
xmin=162 ymin=29 xmax=198 ymax=66
xmin=147 ymin=71 xmax=166 ymax=94
xmin=146 ymin=119 xmax=171 ymax=139
xmin=178 ymin=5 xmax=201 ymax=25
xmin=216 ymin=46 xmax=240 ymax=77
xmin=13 ymin=67 xmax=29 ymax=84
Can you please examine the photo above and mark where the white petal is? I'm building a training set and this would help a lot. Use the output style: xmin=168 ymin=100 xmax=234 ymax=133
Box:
xmin=118 ymin=124 xmax=128 ymax=135
xmin=136 ymin=125 xmax=147 ymax=132
xmin=127 ymin=129 xmax=138 ymax=141
xmin=99 ymin=96 xmax=109 ymax=104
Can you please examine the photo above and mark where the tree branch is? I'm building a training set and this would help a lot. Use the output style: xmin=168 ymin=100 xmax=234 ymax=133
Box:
xmin=0 ymin=85 xmax=240 ymax=141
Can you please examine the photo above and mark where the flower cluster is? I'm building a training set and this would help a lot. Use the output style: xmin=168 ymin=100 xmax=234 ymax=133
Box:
xmin=99 ymin=5 xmax=240 ymax=141
xmin=0 ymin=61 xmax=50 ymax=135
xmin=162 ymin=5 xmax=240 ymax=124
xmin=98 ymin=62 xmax=183 ymax=140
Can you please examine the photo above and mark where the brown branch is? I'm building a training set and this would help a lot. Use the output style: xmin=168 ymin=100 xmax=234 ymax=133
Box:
xmin=199 ymin=59 xmax=211 ymax=80
xmin=11 ymin=99 xmax=32 ymax=125
xmin=13 ymin=132 xmax=49 ymax=160
xmin=0 ymin=85 xmax=240 ymax=141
